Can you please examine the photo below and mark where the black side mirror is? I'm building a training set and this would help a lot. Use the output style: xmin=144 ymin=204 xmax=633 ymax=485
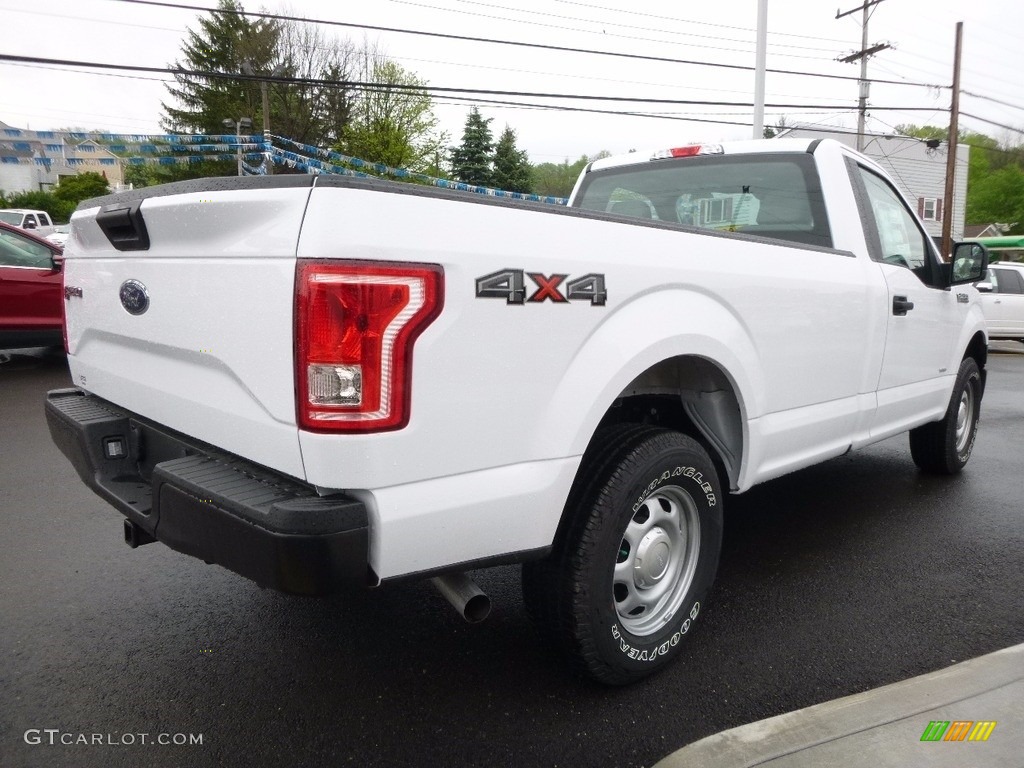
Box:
xmin=949 ymin=242 xmax=989 ymax=286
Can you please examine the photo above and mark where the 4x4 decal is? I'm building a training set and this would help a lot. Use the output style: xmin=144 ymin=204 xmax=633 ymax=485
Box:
xmin=475 ymin=269 xmax=607 ymax=306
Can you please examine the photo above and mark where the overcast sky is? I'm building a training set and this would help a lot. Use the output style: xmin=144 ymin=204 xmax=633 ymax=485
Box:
xmin=1 ymin=0 xmax=1022 ymax=163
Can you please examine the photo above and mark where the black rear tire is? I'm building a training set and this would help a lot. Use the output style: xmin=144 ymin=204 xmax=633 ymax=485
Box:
xmin=909 ymin=357 xmax=982 ymax=474
xmin=522 ymin=425 xmax=723 ymax=685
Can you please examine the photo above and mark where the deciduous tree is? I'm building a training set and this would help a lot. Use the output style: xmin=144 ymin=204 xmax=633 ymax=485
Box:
xmin=53 ymin=172 xmax=110 ymax=205
xmin=338 ymin=55 xmax=444 ymax=173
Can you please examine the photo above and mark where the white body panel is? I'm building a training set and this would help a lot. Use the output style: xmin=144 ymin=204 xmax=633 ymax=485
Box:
xmin=61 ymin=140 xmax=988 ymax=579
xmin=65 ymin=187 xmax=312 ymax=478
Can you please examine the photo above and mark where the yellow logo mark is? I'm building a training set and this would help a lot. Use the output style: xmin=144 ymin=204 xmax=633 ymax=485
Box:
xmin=968 ymin=721 xmax=997 ymax=742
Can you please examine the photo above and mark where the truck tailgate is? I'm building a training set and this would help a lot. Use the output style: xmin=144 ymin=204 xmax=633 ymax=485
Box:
xmin=63 ymin=179 xmax=313 ymax=479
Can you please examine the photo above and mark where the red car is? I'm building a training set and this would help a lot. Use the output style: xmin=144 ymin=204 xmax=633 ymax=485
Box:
xmin=0 ymin=220 xmax=64 ymax=349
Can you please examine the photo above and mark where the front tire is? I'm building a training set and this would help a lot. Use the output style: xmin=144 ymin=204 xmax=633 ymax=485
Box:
xmin=909 ymin=357 xmax=982 ymax=474
xmin=523 ymin=425 xmax=723 ymax=685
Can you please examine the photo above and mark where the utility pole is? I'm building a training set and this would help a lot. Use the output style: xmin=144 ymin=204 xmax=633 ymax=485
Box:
xmin=752 ymin=0 xmax=768 ymax=139
xmin=837 ymin=0 xmax=890 ymax=152
xmin=241 ymin=61 xmax=283 ymax=175
xmin=941 ymin=22 xmax=964 ymax=260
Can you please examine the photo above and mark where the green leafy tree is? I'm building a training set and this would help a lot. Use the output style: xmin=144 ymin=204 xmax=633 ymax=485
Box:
xmin=530 ymin=152 xmax=610 ymax=198
xmin=896 ymin=124 xmax=1024 ymax=229
xmin=338 ymin=56 xmax=443 ymax=173
xmin=492 ymin=125 xmax=533 ymax=193
xmin=968 ymin=165 xmax=1024 ymax=233
xmin=54 ymin=172 xmax=110 ymax=205
xmin=0 ymin=190 xmax=73 ymax=223
xmin=450 ymin=108 xmax=494 ymax=186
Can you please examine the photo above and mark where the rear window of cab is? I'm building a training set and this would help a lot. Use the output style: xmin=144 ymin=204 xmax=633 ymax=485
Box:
xmin=573 ymin=153 xmax=833 ymax=249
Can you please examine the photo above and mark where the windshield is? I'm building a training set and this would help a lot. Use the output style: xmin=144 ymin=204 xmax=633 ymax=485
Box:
xmin=0 ymin=211 xmax=22 ymax=225
xmin=573 ymin=152 xmax=833 ymax=248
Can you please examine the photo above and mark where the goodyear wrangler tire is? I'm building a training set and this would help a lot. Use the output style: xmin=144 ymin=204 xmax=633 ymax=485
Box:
xmin=522 ymin=425 xmax=723 ymax=685
xmin=909 ymin=357 xmax=981 ymax=475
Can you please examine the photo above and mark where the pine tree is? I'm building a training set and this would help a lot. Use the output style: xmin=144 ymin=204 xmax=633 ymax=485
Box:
xmin=450 ymin=108 xmax=494 ymax=186
xmin=161 ymin=0 xmax=279 ymax=135
xmin=492 ymin=125 xmax=533 ymax=193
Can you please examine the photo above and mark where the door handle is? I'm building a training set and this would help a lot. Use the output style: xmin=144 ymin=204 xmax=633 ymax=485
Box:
xmin=892 ymin=295 xmax=915 ymax=316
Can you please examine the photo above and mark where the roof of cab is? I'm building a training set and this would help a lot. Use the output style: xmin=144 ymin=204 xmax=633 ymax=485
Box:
xmin=586 ymin=138 xmax=821 ymax=173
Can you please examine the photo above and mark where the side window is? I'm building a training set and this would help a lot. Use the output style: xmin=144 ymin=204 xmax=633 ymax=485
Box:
xmin=856 ymin=167 xmax=933 ymax=275
xmin=24 ymin=214 xmax=37 ymax=229
xmin=992 ymin=268 xmax=1024 ymax=294
xmin=0 ymin=229 xmax=53 ymax=268
xmin=39 ymin=213 xmax=51 ymax=227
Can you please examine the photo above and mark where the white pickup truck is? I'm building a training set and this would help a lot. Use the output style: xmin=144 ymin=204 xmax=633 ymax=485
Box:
xmin=0 ymin=208 xmax=58 ymax=237
xmin=46 ymin=138 xmax=989 ymax=684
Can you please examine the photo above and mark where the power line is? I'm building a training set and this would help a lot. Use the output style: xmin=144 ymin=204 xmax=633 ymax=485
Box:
xmin=6 ymin=48 xmax=852 ymax=110
xmin=104 ymin=0 xmax=950 ymax=90
xmin=0 ymin=4 xmax=182 ymax=32
xmin=550 ymin=0 xmax=856 ymax=44
xmin=4 ymin=60 xmax=174 ymax=84
xmin=960 ymin=112 xmax=1024 ymax=137
xmin=390 ymin=53 xmax=857 ymax=104
xmin=393 ymin=0 xmax=839 ymax=60
xmin=961 ymin=90 xmax=1024 ymax=116
xmin=1 ymin=53 xmax=947 ymax=112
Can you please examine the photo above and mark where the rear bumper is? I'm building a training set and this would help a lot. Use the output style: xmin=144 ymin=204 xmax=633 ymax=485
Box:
xmin=45 ymin=388 xmax=371 ymax=595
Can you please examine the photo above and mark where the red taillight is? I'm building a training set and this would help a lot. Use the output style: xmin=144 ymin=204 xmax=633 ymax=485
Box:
xmin=295 ymin=260 xmax=444 ymax=433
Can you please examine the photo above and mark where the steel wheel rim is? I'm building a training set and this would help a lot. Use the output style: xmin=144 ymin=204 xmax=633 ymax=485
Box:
xmin=954 ymin=382 xmax=975 ymax=454
xmin=613 ymin=486 xmax=700 ymax=636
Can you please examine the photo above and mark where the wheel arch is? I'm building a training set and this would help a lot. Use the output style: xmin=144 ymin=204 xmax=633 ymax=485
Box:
xmin=963 ymin=329 xmax=988 ymax=398
xmin=592 ymin=355 xmax=746 ymax=492
xmin=535 ymin=294 xmax=762 ymax=550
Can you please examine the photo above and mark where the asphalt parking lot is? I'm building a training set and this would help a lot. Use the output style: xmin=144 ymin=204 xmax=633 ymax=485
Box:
xmin=1 ymin=345 xmax=1022 ymax=768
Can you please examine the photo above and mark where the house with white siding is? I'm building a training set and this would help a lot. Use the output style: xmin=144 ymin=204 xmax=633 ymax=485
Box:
xmin=0 ymin=121 xmax=124 ymax=194
xmin=779 ymin=127 xmax=970 ymax=243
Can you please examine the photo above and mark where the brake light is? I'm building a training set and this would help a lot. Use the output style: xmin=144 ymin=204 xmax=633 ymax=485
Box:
xmin=650 ymin=144 xmax=724 ymax=160
xmin=295 ymin=260 xmax=444 ymax=433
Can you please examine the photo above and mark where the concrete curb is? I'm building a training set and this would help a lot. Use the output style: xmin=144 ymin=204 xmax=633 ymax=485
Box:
xmin=654 ymin=644 xmax=1024 ymax=768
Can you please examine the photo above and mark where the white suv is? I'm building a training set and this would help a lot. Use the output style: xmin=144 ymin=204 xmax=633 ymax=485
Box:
xmin=978 ymin=261 xmax=1024 ymax=343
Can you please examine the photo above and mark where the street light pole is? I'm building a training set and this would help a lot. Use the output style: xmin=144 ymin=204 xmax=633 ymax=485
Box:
xmin=222 ymin=116 xmax=253 ymax=176
xmin=260 ymin=80 xmax=272 ymax=175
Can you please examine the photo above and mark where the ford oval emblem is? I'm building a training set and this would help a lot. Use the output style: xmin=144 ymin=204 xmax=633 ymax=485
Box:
xmin=119 ymin=280 xmax=150 ymax=315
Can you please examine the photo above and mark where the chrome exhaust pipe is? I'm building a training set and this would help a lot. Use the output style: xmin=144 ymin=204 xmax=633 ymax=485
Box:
xmin=430 ymin=572 xmax=491 ymax=623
